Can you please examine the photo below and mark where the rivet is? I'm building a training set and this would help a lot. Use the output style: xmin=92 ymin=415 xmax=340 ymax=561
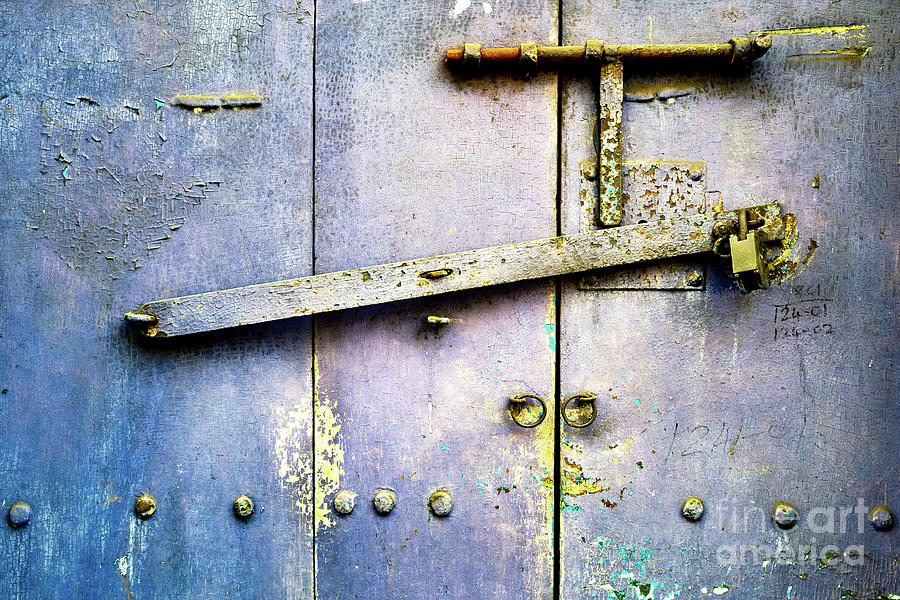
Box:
xmin=233 ymin=495 xmax=254 ymax=519
xmin=7 ymin=501 xmax=32 ymax=528
xmin=134 ymin=493 xmax=157 ymax=520
xmin=684 ymin=270 xmax=704 ymax=287
xmin=333 ymin=490 xmax=356 ymax=515
xmin=429 ymin=489 xmax=452 ymax=517
xmin=582 ymin=162 xmax=597 ymax=182
xmin=869 ymin=504 xmax=894 ymax=531
xmin=772 ymin=501 xmax=798 ymax=529
xmin=688 ymin=167 xmax=704 ymax=181
xmin=373 ymin=490 xmax=396 ymax=515
xmin=681 ymin=496 xmax=704 ymax=521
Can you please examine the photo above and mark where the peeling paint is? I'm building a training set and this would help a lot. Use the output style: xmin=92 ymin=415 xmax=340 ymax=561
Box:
xmin=313 ymin=362 xmax=345 ymax=531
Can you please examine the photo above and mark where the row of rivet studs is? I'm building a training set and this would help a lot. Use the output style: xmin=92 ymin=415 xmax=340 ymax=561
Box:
xmin=333 ymin=489 xmax=452 ymax=517
xmin=680 ymin=497 xmax=895 ymax=531
xmin=7 ymin=495 xmax=893 ymax=529
xmin=135 ymin=493 xmax=255 ymax=521
xmin=4 ymin=495 xmax=256 ymax=528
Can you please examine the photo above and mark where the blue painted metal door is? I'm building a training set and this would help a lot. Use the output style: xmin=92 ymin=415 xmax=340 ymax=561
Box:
xmin=2 ymin=1 xmax=898 ymax=599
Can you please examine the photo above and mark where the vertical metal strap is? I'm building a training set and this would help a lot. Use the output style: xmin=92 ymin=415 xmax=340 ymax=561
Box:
xmin=597 ymin=60 xmax=624 ymax=227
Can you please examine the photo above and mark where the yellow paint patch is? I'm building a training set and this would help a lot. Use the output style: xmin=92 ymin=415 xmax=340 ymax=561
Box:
xmin=750 ymin=25 xmax=866 ymax=36
xmin=788 ymin=47 xmax=870 ymax=59
xmin=313 ymin=361 xmax=345 ymax=531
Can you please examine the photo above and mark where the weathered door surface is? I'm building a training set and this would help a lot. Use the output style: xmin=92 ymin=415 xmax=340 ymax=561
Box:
xmin=558 ymin=2 xmax=899 ymax=599
xmin=2 ymin=1 xmax=898 ymax=600
xmin=312 ymin=1 xmax=557 ymax=598
xmin=1 ymin=2 xmax=316 ymax=597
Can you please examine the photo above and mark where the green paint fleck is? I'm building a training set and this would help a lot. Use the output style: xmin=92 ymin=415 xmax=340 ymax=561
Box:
xmin=633 ymin=398 xmax=641 ymax=404
xmin=362 ymin=271 xmax=372 ymax=281
xmin=636 ymin=461 xmax=643 ymax=469
xmin=61 ymin=166 xmax=70 ymax=181
xmin=154 ymin=99 xmax=165 ymax=110
xmin=440 ymin=443 xmax=449 ymax=450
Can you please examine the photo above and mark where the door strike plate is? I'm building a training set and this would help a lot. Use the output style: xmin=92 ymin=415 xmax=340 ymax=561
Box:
xmin=578 ymin=160 xmax=707 ymax=290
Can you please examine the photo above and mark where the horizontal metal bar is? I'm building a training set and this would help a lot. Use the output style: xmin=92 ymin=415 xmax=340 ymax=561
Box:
xmin=445 ymin=36 xmax=771 ymax=72
xmin=125 ymin=203 xmax=782 ymax=338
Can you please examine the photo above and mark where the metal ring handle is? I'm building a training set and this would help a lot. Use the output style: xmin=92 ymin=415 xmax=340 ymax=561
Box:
xmin=562 ymin=392 xmax=597 ymax=428
xmin=508 ymin=394 xmax=547 ymax=428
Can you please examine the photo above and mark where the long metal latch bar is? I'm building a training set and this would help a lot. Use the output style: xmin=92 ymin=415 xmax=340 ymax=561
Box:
xmin=124 ymin=203 xmax=783 ymax=338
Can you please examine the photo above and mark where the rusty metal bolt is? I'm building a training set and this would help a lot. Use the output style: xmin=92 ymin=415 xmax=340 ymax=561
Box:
xmin=581 ymin=162 xmax=597 ymax=182
xmin=333 ymin=490 xmax=356 ymax=515
xmin=134 ymin=493 xmax=157 ymax=520
xmin=429 ymin=489 xmax=452 ymax=517
xmin=688 ymin=166 xmax=704 ymax=181
xmin=869 ymin=505 xmax=895 ymax=531
xmin=684 ymin=270 xmax=704 ymax=288
xmin=7 ymin=501 xmax=32 ymax=528
xmin=373 ymin=490 xmax=396 ymax=515
xmin=681 ymin=496 xmax=704 ymax=521
xmin=772 ymin=501 xmax=798 ymax=529
xmin=233 ymin=495 xmax=254 ymax=520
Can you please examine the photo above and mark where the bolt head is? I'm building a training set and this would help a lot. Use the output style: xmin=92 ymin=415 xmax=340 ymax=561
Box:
xmin=373 ymin=490 xmax=396 ymax=515
xmin=772 ymin=501 xmax=798 ymax=529
xmin=684 ymin=270 xmax=704 ymax=288
xmin=8 ymin=501 xmax=32 ymax=528
xmin=333 ymin=490 xmax=356 ymax=515
xmin=429 ymin=489 xmax=452 ymax=517
xmin=582 ymin=163 xmax=597 ymax=182
xmin=233 ymin=495 xmax=254 ymax=519
xmin=134 ymin=493 xmax=156 ymax=520
xmin=869 ymin=505 xmax=894 ymax=531
xmin=681 ymin=496 xmax=704 ymax=521
xmin=688 ymin=167 xmax=704 ymax=181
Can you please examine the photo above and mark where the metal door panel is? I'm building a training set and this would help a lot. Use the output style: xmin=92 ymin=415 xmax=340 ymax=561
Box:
xmin=1 ymin=2 xmax=315 ymax=597
xmin=560 ymin=2 xmax=898 ymax=598
xmin=313 ymin=1 xmax=558 ymax=597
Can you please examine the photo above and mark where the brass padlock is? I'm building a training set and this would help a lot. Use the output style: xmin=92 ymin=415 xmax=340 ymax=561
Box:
xmin=729 ymin=228 xmax=770 ymax=292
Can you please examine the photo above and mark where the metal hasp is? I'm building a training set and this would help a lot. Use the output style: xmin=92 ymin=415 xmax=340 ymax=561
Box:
xmin=125 ymin=203 xmax=785 ymax=338
xmin=446 ymin=36 xmax=771 ymax=227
